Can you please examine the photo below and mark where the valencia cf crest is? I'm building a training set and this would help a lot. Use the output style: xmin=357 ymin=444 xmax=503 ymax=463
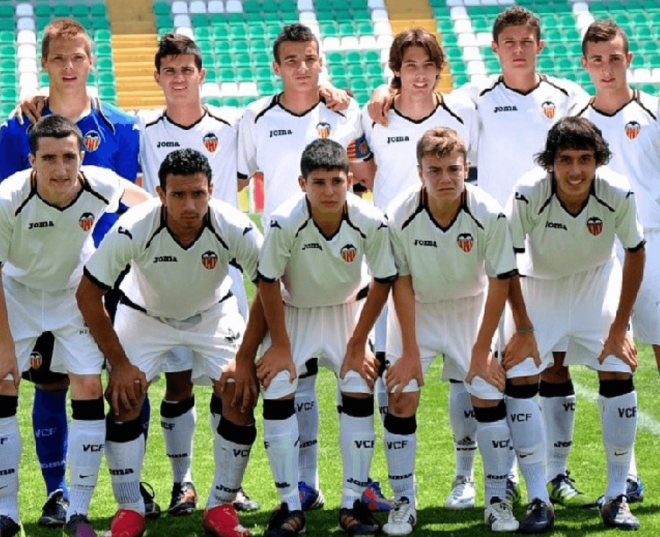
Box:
xmin=83 ymin=131 xmax=101 ymax=152
xmin=457 ymin=232 xmax=474 ymax=253
xmin=78 ymin=212 xmax=95 ymax=232
xmin=201 ymin=250 xmax=218 ymax=270
xmin=587 ymin=216 xmax=603 ymax=236
xmin=203 ymin=132 xmax=219 ymax=152
xmin=624 ymin=121 xmax=641 ymax=140
xmin=316 ymin=122 xmax=331 ymax=139
xmin=340 ymin=244 xmax=357 ymax=263
xmin=541 ymin=101 xmax=556 ymax=119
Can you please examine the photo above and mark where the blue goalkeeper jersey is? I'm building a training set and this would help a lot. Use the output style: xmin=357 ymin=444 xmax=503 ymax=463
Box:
xmin=0 ymin=97 xmax=139 ymax=245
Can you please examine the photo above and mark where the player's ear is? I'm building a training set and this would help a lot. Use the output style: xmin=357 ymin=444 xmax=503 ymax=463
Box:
xmin=207 ymin=181 xmax=214 ymax=197
xmin=417 ymin=164 xmax=423 ymax=180
xmin=156 ymin=185 xmax=166 ymax=204
xmin=537 ymin=39 xmax=545 ymax=54
xmin=580 ymin=56 xmax=587 ymax=70
xmin=28 ymin=153 xmax=36 ymax=167
xmin=154 ymin=70 xmax=161 ymax=86
xmin=298 ymin=175 xmax=307 ymax=191
xmin=199 ymin=67 xmax=207 ymax=83
xmin=272 ymin=60 xmax=281 ymax=77
xmin=346 ymin=172 xmax=354 ymax=189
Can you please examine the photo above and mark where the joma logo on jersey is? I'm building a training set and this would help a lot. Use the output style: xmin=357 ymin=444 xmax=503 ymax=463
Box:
xmin=341 ymin=244 xmax=357 ymax=263
xmin=201 ymin=250 xmax=218 ymax=270
xmin=494 ymin=106 xmax=518 ymax=113
xmin=302 ymin=242 xmax=322 ymax=251
xmin=83 ymin=131 xmax=101 ymax=152
xmin=28 ymin=221 xmax=54 ymax=229
xmin=79 ymin=212 xmax=95 ymax=232
xmin=541 ymin=101 xmax=556 ymax=119
xmin=157 ymin=141 xmax=180 ymax=148
xmin=625 ymin=121 xmax=641 ymax=140
xmin=414 ymin=239 xmax=436 ymax=247
xmin=587 ymin=216 xmax=603 ymax=236
xmin=269 ymin=129 xmax=292 ymax=137
xmin=153 ymin=255 xmax=178 ymax=263
xmin=387 ymin=136 xmax=410 ymax=144
xmin=316 ymin=122 xmax=331 ymax=139
xmin=203 ymin=132 xmax=219 ymax=152
xmin=457 ymin=233 xmax=474 ymax=253
xmin=545 ymin=222 xmax=567 ymax=230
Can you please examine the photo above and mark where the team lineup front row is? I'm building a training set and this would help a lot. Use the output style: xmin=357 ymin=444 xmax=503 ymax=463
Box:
xmin=0 ymin=114 xmax=645 ymax=537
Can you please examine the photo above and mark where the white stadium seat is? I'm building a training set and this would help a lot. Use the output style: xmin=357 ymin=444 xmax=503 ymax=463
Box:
xmin=17 ymin=30 xmax=37 ymax=46
xmin=173 ymin=14 xmax=191 ymax=27
xmin=450 ymin=6 xmax=469 ymax=20
xmin=340 ymin=36 xmax=360 ymax=50
xmin=201 ymin=82 xmax=222 ymax=98
xmin=239 ymin=82 xmax=258 ymax=96
xmin=467 ymin=60 xmax=486 ymax=76
xmin=458 ymin=32 xmax=477 ymax=47
xmin=462 ymin=46 xmax=481 ymax=62
xmin=207 ymin=1 xmax=225 ymax=13
xmin=189 ymin=1 xmax=207 ymax=13
xmin=172 ymin=1 xmax=188 ymax=14
xmin=359 ymin=35 xmax=378 ymax=49
xmin=322 ymin=37 xmax=341 ymax=50
xmin=19 ymin=58 xmax=38 ymax=74
xmin=220 ymin=82 xmax=240 ymax=95
xmin=298 ymin=0 xmax=314 ymax=11
xmin=375 ymin=34 xmax=393 ymax=49
xmin=476 ymin=32 xmax=492 ymax=47
xmin=371 ymin=9 xmax=388 ymax=21
xmin=175 ymin=26 xmax=194 ymax=39
xmin=367 ymin=0 xmax=385 ymax=8
xmin=16 ymin=18 xmax=35 ymax=31
xmin=299 ymin=11 xmax=317 ymax=23
xmin=17 ymin=44 xmax=36 ymax=60
xmin=373 ymin=21 xmax=392 ymax=37
xmin=15 ymin=3 xmax=33 ymax=17
xmin=225 ymin=0 xmax=243 ymax=13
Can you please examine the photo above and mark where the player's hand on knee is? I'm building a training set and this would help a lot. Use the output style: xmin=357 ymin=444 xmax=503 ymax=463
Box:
xmin=220 ymin=357 xmax=259 ymax=413
xmin=13 ymin=94 xmax=46 ymax=125
xmin=367 ymin=85 xmax=393 ymax=127
xmin=340 ymin=346 xmax=378 ymax=389
xmin=319 ymin=84 xmax=350 ymax=111
xmin=599 ymin=329 xmax=638 ymax=371
xmin=256 ymin=344 xmax=296 ymax=390
xmin=106 ymin=362 xmax=148 ymax=416
xmin=466 ymin=350 xmax=505 ymax=392
xmin=0 ymin=349 xmax=20 ymax=390
xmin=385 ymin=351 xmax=424 ymax=394
xmin=502 ymin=332 xmax=541 ymax=370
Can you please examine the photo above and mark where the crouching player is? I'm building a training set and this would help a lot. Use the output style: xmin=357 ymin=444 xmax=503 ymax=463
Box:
xmin=253 ymin=139 xmax=397 ymax=536
xmin=504 ymin=117 xmax=645 ymax=530
xmin=383 ymin=127 xmax=552 ymax=535
xmin=76 ymin=149 xmax=262 ymax=537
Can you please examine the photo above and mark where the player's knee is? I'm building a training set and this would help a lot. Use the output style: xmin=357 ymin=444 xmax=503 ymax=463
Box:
xmin=472 ymin=399 xmax=506 ymax=423
xmin=263 ymin=397 xmax=295 ymax=421
xmin=164 ymin=370 xmax=194 ymax=400
xmin=541 ymin=361 xmax=570 ymax=383
xmin=36 ymin=378 xmax=70 ymax=391
xmin=68 ymin=374 xmax=103 ymax=400
xmin=340 ymin=393 xmax=374 ymax=418
xmin=0 ymin=380 xmax=18 ymax=397
xmin=599 ymin=376 xmax=634 ymax=398
xmin=505 ymin=377 xmax=540 ymax=398
xmin=387 ymin=391 xmax=419 ymax=417
xmin=0 ymin=395 xmax=18 ymax=417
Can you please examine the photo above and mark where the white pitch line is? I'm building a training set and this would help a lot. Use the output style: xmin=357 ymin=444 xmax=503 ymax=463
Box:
xmin=574 ymin=382 xmax=660 ymax=436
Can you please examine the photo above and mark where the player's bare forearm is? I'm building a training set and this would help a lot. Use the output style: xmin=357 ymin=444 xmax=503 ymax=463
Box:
xmin=0 ymin=271 xmax=19 ymax=390
xmin=348 ymin=279 xmax=392 ymax=349
xmin=474 ymin=277 xmax=510 ymax=354
xmin=612 ymin=247 xmax=645 ymax=333
xmin=507 ymin=275 xmax=533 ymax=330
xmin=236 ymin=284 xmax=267 ymax=364
xmin=392 ymin=275 xmax=418 ymax=356
xmin=120 ymin=180 xmax=152 ymax=207
xmin=258 ymin=279 xmax=290 ymax=348
xmin=367 ymin=84 xmax=395 ymax=127
xmin=502 ymin=274 xmax=541 ymax=369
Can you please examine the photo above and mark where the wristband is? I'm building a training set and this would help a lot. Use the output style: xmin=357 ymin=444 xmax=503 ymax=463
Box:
xmin=517 ymin=326 xmax=534 ymax=333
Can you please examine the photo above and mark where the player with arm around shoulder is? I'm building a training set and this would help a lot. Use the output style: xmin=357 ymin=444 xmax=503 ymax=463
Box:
xmin=76 ymin=149 xmax=262 ymax=537
xmin=251 ymin=139 xmax=396 ymax=537
xmin=504 ymin=117 xmax=645 ymax=531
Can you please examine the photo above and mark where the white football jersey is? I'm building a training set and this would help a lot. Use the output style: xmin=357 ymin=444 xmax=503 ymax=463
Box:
xmin=459 ymin=75 xmax=589 ymax=207
xmin=362 ymin=91 xmax=479 ymax=211
xmin=0 ymin=166 xmax=123 ymax=290
xmin=507 ymin=166 xmax=644 ymax=280
xmin=387 ymin=183 xmax=517 ymax=303
xmin=575 ymin=91 xmax=660 ymax=230
xmin=238 ymin=95 xmax=369 ymax=224
xmin=85 ymin=197 xmax=262 ymax=320
xmin=258 ymin=192 xmax=397 ymax=308
xmin=137 ymin=106 xmax=242 ymax=206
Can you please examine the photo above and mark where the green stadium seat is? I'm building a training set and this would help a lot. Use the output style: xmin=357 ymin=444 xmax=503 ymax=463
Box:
xmin=1 ymin=103 xmax=16 ymax=118
xmin=266 ymin=25 xmax=281 ymax=40
xmin=98 ymin=86 xmax=117 ymax=101
xmin=191 ymin=14 xmax=208 ymax=27
xmin=368 ymin=77 xmax=385 ymax=91
xmin=72 ymin=4 xmax=89 ymax=18
xmin=280 ymin=0 xmax=298 ymax=12
xmin=98 ymin=71 xmax=115 ymax=85
xmin=363 ymin=50 xmax=380 ymax=63
xmin=34 ymin=4 xmax=50 ymax=17
xmin=52 ymin=4 xmax=70 ymax=17
xmin=237 ymin=67 xmax=253 ymax=81
xmin=0 ymin=19 xmax=14 ymax=31
xmin=351 ymin=78 xmax=368 ymax=92
xmin=233 ymin=41 xmax=250 ymax=54
xmin=248 ymin=24 xmax=265 ymax=40
xmin=0 ymin=31 xmax=13 ymax=44
xmin=243 ymin=0 xmax=261 ymax=13
xmin=538 ymin=57 xmax=554 ymax=72
xmin=321 ymin=24 xmax=339 ymax=37
xmin=0 ymin=45 xmax=15 ymax=58
xmin=204 ymin=70 xmax=218 ymax=83
xmin=201 ymin=52 xmax=214 ymax=67
xmin=577 ymin=70 xmax=592 ymax=87
xmin=235 ymin=53 xmax=252 ymax=67
xmin=244 ymin=12 xmax=264 ymax=22
xmin=327 ymin=51 xmax=344 ymax=64
xmin=241 ymin=96 xmax=257 ymax=107
xmin=2 ymin=87 xmax=17 ymax=102
xmin=472 ymin=18 xmax=490 ymax=33
xmin=485 ymin=58 xmax=500 ymax=73
xmin=86 ymin=71 xmax=96 ymax=85
xmin=0 ymin=4 xmax=13 ymax=17
xmin=97 ymin=57 xmax=113 ymax=71
xmin=194 ymin=27 xmax=212 ymax=42
xmin=229 ymin=25 xmax=247 ymax=40
xmin=94 ymin=29 xmax=112 ymax=43
xmin=353 ymin=91 xmax=369 ymax=106
xmin=347 ymin=64 xmax=363 ymax=78
xmin=254 ymin=52 xmax=271 ymax=67
xmin=256 ymin=67 xmax=272 ymax=81
xmin=263 ymin=11 xmax=281 ymax=22
xmin=366 ymin=63 xmax=382 ymax=78
xmin=224 ymin=97 xmax=241 ymax=107
xmin=647 ymin=54 xmax=660 ymax=68
xmin=339 ymin=23 xmax=355 ymax=36
xmin=153 ymin=2 xmax=170 ymax=16
xmin=445 ymin=47 xmax=462 ymax=62
xmin=226 ymin=13 xmax=245 ymax=24
xmin=95 ymin=43 xmax=112 ymax=58
xmin=219 ymin=67 xmax=236 ymax=81
xmin=452 ymin=73 xmax=470 ymax=87
xmin=333 ymin=76 xmax=349 ymax=89
xmin=643 ymin=41 xmax=660 ymax=54
xmin=346 ymin=51 xmax=361 ymax=65
xmin=156 ymin=15 xmax=174 ymax=29
xmin=215 ymin=53 xmax=233 ymax=68
xmin=205 ymin=97 xmax=223 ymax=107
xmin=356 ymin=21 xmax=374 ymax=35
xmin=213 ymin=26 xmax=230 ymax=40
xmin=158 ymin=27 xmax=174 ymax=38
xmin=90 ymin=4 xmax=107 ymax=17
xmin=258 ymin=80 xmax=277 ymax=94
xmin=0 ymin=57 xmax=16 ymax=71
xmin=330 ymin=65 xmax=347 ymax=78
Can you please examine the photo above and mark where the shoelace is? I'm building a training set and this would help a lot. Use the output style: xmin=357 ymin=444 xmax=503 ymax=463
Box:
xmin=390 ymin=500 xmax=412 ymax=523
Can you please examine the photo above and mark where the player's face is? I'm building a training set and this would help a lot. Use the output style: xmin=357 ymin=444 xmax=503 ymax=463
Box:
xmin=492 ymin=24 xmax=543 ymax=76
xmin=581 ymin=36 xmax=631 ymax=93
xmin=299 ymin=168 xmax=352 ymax=217
xmin=41 ymin=36 xmax=92 ymax=93
xmin=418 ymin=151 xmax=468 ymax=206
xmin=550 ymin=148 xmax=597 ymax=206
xmin=157 ymin=172 xmax=214 ymax=234
xmin=155 ymin=54 xmax=206 ymax=104
xmin=394 ymin=46 xmax=440 ymax=97
xmin=273 ymin=40 xmax=322 ymax=92
xmin=29 ymin=135 xmax=84 ymax=205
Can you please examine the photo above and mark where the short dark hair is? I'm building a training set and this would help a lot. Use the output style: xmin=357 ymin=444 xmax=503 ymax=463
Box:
xmin=273 ymin=23 xmax=319 ymax=63
xmin=493 ymin=6 xmax=541 ymax=43
xmin=300 ymin=139 xmax=349 ymax=179
xmin=582 ymin=19 xmax=629 ymax=57
xmin=155 ymin=33 xmax=203 ymax=71
xmin=389 ymin=28 xmax=445 ymax=91
xmin=42 ymin=18 xmax=91 ymax=60
xmin=158 ymin=148 xmax=213 ymax=190
xmin=29 ymin=114 xmax=83 ymax=155
xmin=535 ymin=117 xmax=612 ymax=170
xmin=416 ymin=127 xmax=467 ymax=167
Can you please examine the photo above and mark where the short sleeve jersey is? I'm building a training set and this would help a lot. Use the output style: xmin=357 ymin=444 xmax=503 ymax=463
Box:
xmin=238 ymin=95 xmax=369 ymax=223
xmin=506 ymin=166 xmax=645 ymax=280
xmin=458 ymin=75 xmax=589 ymax=207
xmin=362 ymin=91 xmax=479 ymax=211
xmin=137 ymin=105 xmax=242 ymax=207
xmin=387 ymin=183 xmax=517 ymax=303
xmin=0 ymin=165 xmax=124 ymax=291
xmin=575 ymin=91 xmax=660 ymax=230
xmin=258 ymin=192 xmax=397 ymax=308
xmin=0 ymin=98 xmax=140 ymax=245
xmin=84 ymin=198 xmax=262 ymax=320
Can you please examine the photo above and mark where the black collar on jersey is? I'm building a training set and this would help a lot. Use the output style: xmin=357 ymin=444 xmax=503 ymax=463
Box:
xmin=484 ymin=74 xmax=567 ymax=98
xmin=546 ymin=173 xmax=614 ymax=217
xmin=418 ymin=186 xmax=477 ymax=232
xmin=148 ymin=205 xmax=227 ymax=251
xmin=300 ymin=196 xmax=366 ymax=241
xmin=42 ymin=96 xmax=116 ymax=134
xmin=391 ymin=92 xmax=463 ymax=125
xmin=23 ymin=169 xmax=89 ymax=212
xmin=159 ymin=105 xmax=230 ymax=130
xmin=583 ymin=89 xmax=657 ymax=120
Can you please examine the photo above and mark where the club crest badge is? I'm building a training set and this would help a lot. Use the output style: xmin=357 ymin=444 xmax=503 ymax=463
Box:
xmin=79 ymin=212 xmax=95 ymax=232
xmin=541 ymin=101 xmax=556 ymax=119
xmin=457 ymin=232 xmax=474 ymax=253
xmin=624 ymin=121 xmax=641 ymax=140
xmin=316 ymin=121 xmax=331 ymax=139
xmin=587 ymin=216 xmax=603 ymax=236
xmin=83 ymin=131 xmax=101 ymax=152
xmin=202 ymin=250 xmax=218 ymax=270
xmin=203 ymin=132 xmax=219 ymax=152
xmin=340 ymin=244 xmax=357 ymax=263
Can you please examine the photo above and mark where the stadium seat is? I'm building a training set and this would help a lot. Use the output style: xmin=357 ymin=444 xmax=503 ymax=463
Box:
xmin=15 ymin=3 xmax=32 ymax=17
xmin=208 ymin=1 xmax=225 ymax=14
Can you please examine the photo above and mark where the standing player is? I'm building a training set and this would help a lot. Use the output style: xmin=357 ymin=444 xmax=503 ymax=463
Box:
xmin=76 ymin=148 xmax=262 ymax=537
xmin=0 ymin=115 xmax=150 ymax=537
xmin=238 ymin=23 xmax=379 ymax=512
xmin=506 ymin=117 xmax=645 ymax=530
xmin=360 ymin=28 xmax=480 ymax=511
xmin=575 ymin=18 xmax=654 ymax=504
xmin=384 ymin=127 xmax=553 ymax=535
xmin=0 ymin=18 xmax=148 ymax=527
xmin=252 ymin=139 xmax=396 ymax=536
